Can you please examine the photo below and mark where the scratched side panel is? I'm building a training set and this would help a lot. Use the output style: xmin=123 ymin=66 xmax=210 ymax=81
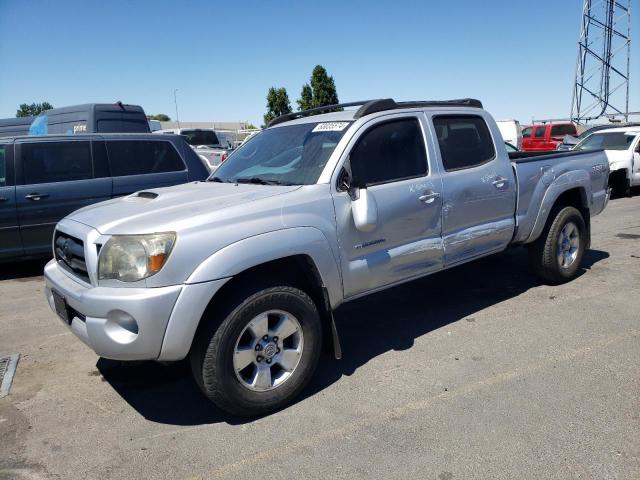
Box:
xmin=333 ymin=176 xmax=444 ymax=299
xmin=440 ymin=162 xmax=517 ymax=266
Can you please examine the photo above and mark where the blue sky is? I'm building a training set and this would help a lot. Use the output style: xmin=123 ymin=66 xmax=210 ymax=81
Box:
xmin=0 ymin=0 xmax=638 ymax=125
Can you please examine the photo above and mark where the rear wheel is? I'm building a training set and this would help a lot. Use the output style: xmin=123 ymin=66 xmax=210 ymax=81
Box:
xmin=190 ymin=285 xmax=322 ymax=416
xmin=528 ymin=206 xmax=587 ymax=284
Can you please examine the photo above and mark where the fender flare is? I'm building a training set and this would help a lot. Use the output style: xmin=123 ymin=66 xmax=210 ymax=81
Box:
xmin=526 ymin=170 xmax=591 ymax=244
xmin=186 ymin=227 xmax=343 ymax=308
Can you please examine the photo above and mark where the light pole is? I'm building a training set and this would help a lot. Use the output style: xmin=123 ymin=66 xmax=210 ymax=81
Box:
xmin=173 ymin=89 xmax=180 ymax=127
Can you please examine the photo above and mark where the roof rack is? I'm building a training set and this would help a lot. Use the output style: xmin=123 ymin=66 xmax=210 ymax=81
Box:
xmin=268 ymin=101 xmax=375 ymax=127
xmin=267 ymin=98 xmax=483 ymax=127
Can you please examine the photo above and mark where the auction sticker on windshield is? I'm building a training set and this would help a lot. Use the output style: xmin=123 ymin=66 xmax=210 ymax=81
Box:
xmin=312 ymin=122 xmax=350 ymax=132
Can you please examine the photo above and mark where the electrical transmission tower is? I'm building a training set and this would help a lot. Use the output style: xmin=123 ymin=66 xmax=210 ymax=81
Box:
xmin=571 ymin=0 xmax=632 ymax=124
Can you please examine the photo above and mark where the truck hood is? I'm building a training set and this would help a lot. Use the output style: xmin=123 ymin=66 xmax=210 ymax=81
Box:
xmin=69 ymin=181 xmax=300 ymax=234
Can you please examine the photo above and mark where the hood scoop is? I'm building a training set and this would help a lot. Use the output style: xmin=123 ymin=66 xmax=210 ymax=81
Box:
xmin=128 ymin=191 xmax=159 ymax=201
xmin=135 ymin=191 xmax=158 ymax=199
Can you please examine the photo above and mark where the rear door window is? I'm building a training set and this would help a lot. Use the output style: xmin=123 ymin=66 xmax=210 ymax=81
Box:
xmin=551 ymin=124 xmax=576 ymax=136
xmin=20 ymin=141 xmax=93 ymax=184
xmin=106 ymin=140 xmax=185 ymax=176
xmin=432 ymin=116 xmax=496 ymax=171
xmin=181 ymin=129 xmax=220 ymax=146
xmin=534 ymin=127 xmax=546 ymax=138
xmin=350 ymin=118 xmax=428 ymax=185
xmin=97 ymin=119 xmax=150 ymax=133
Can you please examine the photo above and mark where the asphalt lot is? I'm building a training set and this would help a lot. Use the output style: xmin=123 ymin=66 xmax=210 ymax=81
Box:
xmin=1 ymin=195 xmax=639 ymax=480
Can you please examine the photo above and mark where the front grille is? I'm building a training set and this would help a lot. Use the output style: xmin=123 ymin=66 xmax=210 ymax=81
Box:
xmin=54 ymin=232 xmax=90 ymax=283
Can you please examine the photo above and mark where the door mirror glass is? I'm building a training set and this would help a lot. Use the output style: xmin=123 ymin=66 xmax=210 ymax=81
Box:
xmin=351 ymin=187 xmax=378 ymax=232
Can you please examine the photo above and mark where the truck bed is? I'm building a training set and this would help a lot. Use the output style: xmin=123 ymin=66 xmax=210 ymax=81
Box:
xmin=510 ymin=149 xmax=609 ymax=244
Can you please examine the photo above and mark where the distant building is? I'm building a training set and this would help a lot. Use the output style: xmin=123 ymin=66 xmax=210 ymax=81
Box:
xmin=159 ymin=121 xmax=249 ymax=131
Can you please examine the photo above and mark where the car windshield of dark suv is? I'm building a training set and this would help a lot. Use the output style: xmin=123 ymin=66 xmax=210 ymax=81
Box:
xmin=182 ymin=129 xmax=220 ymax=147
xmin=575 ymin=132 xmax=636 ymax=151
xmin=209 ymin=121 xmax=351 ymax=185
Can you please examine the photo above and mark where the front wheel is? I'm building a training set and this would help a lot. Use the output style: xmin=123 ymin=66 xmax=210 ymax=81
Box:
xmin=528 ymin=206 xmax=587 ymax=285
xmin=190 ymin=285 xmax=322 ymax=416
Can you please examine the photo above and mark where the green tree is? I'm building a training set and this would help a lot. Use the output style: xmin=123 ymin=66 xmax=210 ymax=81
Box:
xmin=296 ymin=65 xmax=340 ymax=112
xmin=16 ymin=102 xmax=53 ymax=117
xmin=148 ymin=113 xmax=171 ymax=121
xmin=297 ymin=83 xmax=314 ymax=111
xmin=263 ymin=87 xmax=292 ymax=126
xmin=310 ymin=65 xmax=339 ymax=107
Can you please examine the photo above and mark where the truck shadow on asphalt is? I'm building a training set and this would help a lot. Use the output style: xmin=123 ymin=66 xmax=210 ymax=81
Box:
xmin=97 ymin=247 xmax=608 ymax=426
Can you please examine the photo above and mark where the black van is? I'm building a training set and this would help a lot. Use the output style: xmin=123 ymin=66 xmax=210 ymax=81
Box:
xmin=28 ymin=103 xmax=150 ymax=135
xmin=0 ymin=133 xmax=209 ymax=260
xmin=0 ymin=116 xmax=34 ymax=137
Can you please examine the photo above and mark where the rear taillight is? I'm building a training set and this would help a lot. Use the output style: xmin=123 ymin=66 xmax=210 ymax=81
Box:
xmin=221 ymin=153 xmax=228 ymax=162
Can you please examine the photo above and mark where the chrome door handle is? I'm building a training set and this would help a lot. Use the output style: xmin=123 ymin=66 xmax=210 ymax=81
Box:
xmin=492 ymin=177 xmax=508 ymax=189
xmin=25 ymin=193 xmax=50 ymax=201
xmin=418 ymin=191 xmax=440 ymax=204
xmin=0 ymin=196 xmax=8 ymax=202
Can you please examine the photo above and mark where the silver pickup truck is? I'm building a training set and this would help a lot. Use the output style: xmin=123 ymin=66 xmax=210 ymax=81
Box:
xmin=44 ymin=98 xmax=610 ymax=416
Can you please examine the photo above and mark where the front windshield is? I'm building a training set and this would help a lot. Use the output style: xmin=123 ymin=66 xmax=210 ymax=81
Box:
xmin=182 ymin=129 xmax=220 ymax=147
xmin=210 ymin=121 xmax=351 ymax=185
xmin=574 ymin=132 xmax=637 ymax=151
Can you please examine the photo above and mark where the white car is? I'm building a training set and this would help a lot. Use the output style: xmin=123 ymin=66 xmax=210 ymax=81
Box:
xmin=574 ymin=126 xmax=640 ymax=196
xmin=496 ymin=119 xmax=522 ymax=150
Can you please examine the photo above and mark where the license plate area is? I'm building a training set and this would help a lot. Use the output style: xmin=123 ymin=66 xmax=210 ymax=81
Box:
xmin=52 ymin=290 xmax=71 ymax=325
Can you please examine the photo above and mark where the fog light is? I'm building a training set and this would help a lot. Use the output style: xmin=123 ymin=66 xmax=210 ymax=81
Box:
xmin=104 ymin=310 xmax=139 ymax=344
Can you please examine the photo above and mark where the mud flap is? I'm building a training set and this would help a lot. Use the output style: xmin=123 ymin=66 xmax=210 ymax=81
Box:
xmin=322 ymin=287 xmax=342 ymax=360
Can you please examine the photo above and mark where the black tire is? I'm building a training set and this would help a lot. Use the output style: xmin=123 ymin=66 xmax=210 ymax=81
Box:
xmin=619 ymin=178 xmax=631 ymax=198
xmin=611 ymin=173 xmax=631 ymax=198
xmin=190 ymin=284 xmax=322 ymax=416
xmin=528 ymin=206 xmax=587 ymax=285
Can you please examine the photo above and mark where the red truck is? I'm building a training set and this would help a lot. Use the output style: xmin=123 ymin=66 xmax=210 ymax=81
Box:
xmin=522 ymin=123 xmax=578 ymax=152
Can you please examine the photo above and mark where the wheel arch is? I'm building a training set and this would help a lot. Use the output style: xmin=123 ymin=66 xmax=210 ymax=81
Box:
xmin=165 ymin=228 xmax=344 ymax=361
xmin=526 ymin=172 xmax=591 ymax=245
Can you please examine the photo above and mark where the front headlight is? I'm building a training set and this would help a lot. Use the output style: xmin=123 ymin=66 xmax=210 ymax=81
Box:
xmin=98 ymin=232 xmax=176 ymax=282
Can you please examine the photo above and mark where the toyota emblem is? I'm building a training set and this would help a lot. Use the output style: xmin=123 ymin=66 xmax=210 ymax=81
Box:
xmin=62 ymin=240 xmax=71 ymax=262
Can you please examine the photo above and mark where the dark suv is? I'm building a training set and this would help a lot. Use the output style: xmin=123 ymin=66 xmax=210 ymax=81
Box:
xmin=0 ymin=133 xmax=209 ymax=260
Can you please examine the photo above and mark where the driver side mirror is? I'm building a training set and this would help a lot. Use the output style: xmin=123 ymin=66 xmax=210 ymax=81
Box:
xmin=339 ymin=164 xmax=378 ymax=232
xmin=351 ymin=186 xmax=378 ymax=232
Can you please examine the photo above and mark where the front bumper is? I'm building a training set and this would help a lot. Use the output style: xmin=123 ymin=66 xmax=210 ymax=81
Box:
xmin=44 ymin=260 xmax=229 ymax=361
